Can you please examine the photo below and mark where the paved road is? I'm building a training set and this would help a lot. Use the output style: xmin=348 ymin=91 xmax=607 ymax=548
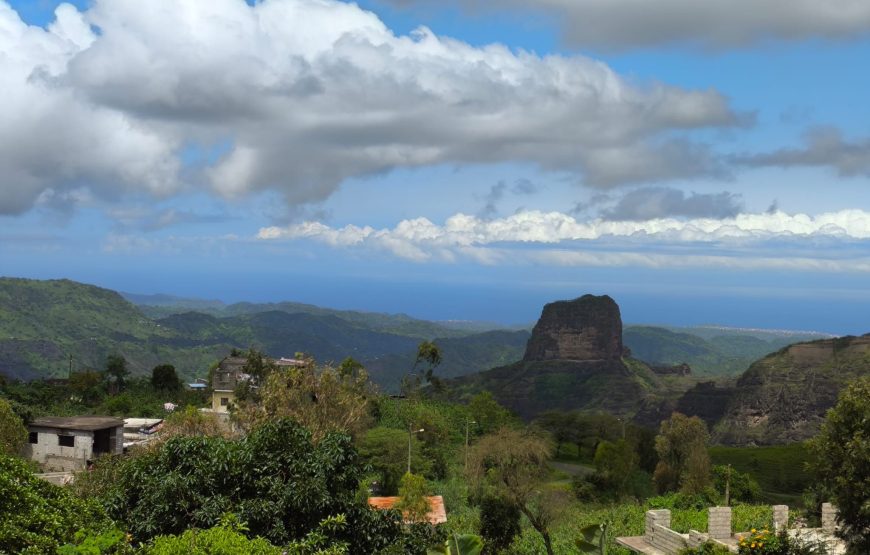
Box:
xmin=550 ymin=460 xmax=594 ymax=477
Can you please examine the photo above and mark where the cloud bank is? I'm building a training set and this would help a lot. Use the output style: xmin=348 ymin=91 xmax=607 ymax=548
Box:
xmin=257 ymin=209 xmax=870 ymax=269
xmin=384 ymin=0 xmax=870 ymax=50
xmin=0 ymin=0 xmax=744 ymax=215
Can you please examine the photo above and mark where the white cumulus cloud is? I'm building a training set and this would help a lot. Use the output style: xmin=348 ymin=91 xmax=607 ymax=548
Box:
xmin=257 ymin=209 xmax=870 ymax=270
xmin=0 ymin=0 xmax=742 ymax=215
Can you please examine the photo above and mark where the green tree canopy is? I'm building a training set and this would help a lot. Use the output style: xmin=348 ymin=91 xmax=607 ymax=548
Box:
xmin=809 ymin=376 xmax=870 ymax=553
xmin=104 ymin=354 xmax=129 ymax=393
xmin=395 ymin=472 xmax=430 ymax=524
xmin=468 ymin=427 xmax=560 ymax=555
xmin=101 ymin=418 xmax=403 ymax=551
xmin=0 ymin=453 xmax=113 ymax=554
xmin=150 ymin=364 xmax=181 ymax=392
xmin=0 ymin=398 xmax=26 ymax=456
xmin=654 ymin=412 xmax=711 ymax=494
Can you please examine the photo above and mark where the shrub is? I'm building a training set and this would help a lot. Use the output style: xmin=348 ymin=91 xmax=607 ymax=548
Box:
xmin=0 ymin=454 xmax=114 ymax=554
xmin=102 ymin=418 xmax=404 ymax=552
xmin=478 ymin=495 xmax=521 ymax=554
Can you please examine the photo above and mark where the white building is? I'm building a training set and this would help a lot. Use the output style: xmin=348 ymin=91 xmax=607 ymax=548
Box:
xmin=25 ymin=416 xmax=124 ymax=471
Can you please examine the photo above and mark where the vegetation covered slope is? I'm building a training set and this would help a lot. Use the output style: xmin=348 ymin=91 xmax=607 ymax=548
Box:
xmin=713 ymin=335 xmax=870 ymax=445
xmin=448 ymin=356 xmax=687 ymax=421
xmin=0 ymin=278 xmax=223 ymax=380
xmin=0 ymin=278 xmax=525 ymax=387
xmin=623 ymin=325 xmax=822 ymax=376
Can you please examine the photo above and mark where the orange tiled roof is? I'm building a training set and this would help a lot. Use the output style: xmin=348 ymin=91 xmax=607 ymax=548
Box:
xmin=367 ymin=495 xmax=447 ymax=525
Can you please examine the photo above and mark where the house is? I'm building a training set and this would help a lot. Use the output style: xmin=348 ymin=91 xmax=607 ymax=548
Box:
xmin=210 ymin=355 xmax=308 ymax=413
xmin=367 ymin=495 xmax=447 ymax=525
xmin=211 ymin=356 xmax=248 ymax=413
xmin=25 ymin=416 xmax=124 ymax=472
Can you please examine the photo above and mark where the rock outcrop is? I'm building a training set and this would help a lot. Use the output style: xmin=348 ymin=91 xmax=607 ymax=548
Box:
xmin=713 ymin=335 xmax=870 ymax=445
xmin=450 ymin=294 xmax=687 ymax=420
xmin=523 ymin=295 xmax=623 ymax=362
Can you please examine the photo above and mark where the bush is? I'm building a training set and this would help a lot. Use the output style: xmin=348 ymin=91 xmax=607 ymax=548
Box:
xmin=479 ymin=495 xmax=521 ymax=554
xmin=0 ymin=454 xmax=114 ymax=554
xmin=713 ymin=465 xmax=762 ymax=503
xmin=102 ymin=418 xmax=404 ymax=552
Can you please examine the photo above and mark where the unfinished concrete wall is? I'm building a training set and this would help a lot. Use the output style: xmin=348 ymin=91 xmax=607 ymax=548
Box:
xmin=25 ymin=427 xmax=94 ymax=472
xmin=708 ymin=506 xmax=732 ymax=540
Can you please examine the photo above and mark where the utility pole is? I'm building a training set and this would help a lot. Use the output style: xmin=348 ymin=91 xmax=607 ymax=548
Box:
xmin=725 ymin=464 xmax=732 ymax=506
xmin=408 ymin=425 xmax=424 ymax=474
xmin=68 ymin=353 xmax=73 ymax=379
xmin=464 ymin=420 xmax=476 ymax=472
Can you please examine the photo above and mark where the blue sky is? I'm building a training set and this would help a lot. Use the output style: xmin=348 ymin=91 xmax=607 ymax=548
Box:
xmin=1 ymin=0 xmax=869 ymax=334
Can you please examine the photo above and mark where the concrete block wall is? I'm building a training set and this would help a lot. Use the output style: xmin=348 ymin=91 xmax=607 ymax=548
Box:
xmin=773 ymin=505 xmax=789 ymax=532
xmin=708 ymin=506 xmax=732 ymax=540
xmin=687 ymin=530 xmax=709 ymax=548
xmin=822 ymin=503 xmax=838 ymax=532
xmin=645 ymin=509 xmax=671 ymax=543
xmin=650 ymin=524 xmax=688 ymax=553
xmin=25 ymin=427 xmax=94 ymax=472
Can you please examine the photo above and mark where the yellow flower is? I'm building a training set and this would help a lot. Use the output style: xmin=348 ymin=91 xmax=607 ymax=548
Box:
xmin=751 ymin=542 xmax=756 ymax=548
xmin=759 ymin=543 xmax=764 ymax=548
xmin=751 ymin=528 xmax=756 ymax=533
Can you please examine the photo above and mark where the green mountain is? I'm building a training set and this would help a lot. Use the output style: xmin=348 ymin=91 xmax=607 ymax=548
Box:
xmin=0 ymin=278 xmax=522 ymax=388
xmin=0 ymin=278 xmax=228 ymax=380
xmin=135 ymin=296 xmax=472 ymax=340
xmin=621 ymin=325 xmax=815 ymax=376
xmin=711 ymin=335 xmax=870 ymax=445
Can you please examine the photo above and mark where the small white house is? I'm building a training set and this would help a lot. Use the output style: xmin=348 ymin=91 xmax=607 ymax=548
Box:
xmin=25 ymin=416 xmax=124 ymax=472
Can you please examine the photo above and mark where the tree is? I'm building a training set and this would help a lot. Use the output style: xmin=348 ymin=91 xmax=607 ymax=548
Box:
xmin=593 ymin=439 xmax=638 ymax=496
xmin=402 ymin=341 xmax=443 ymax=395
xmin=653 ymin=412 xmax=711 ymax=494
xmin=395 ymin=472 xmax=430 ymax=523
xmin=0 ymin=398 xmax=26 ymax=456
xmin=104 ymin=354 xmax=129 ymax=394
xmin=102 ymin=418 xmax=404 ymax=551
xmin=0 ymin=453 xmax=114 ymax=553
xmin=468 ymin=427 xmax=561 ymax=555
xmin=478 ymin=495 xmax=521 ymax=555
xmin=150 ymin=364 xmax=181 ymax=392
xmin=68 ymin=370 xmax=105 ymax=405
xmin=467 ymin=391 xmax=513 ymax=435
xmin=358 ymin=426 xmax=429 ymax=495
xmin=233 ymin=361 xmax=375 ymax=442
xmin=809 ymin=376 xmax=870 ymax=553
xmin=535 ymin=411 xmax=576 ymax=456
xmin=338 ymin=357 xmax=365 ymax=378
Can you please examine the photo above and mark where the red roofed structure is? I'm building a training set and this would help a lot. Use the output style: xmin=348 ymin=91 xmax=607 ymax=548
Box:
xmin=367 ymin=495 xmax=447 ymax=525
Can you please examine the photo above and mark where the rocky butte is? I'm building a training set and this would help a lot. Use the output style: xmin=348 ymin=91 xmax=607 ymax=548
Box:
xmin=450 ymin=294 xmax=665 ymax=419
xmin=523 ymin=295 xmax=624 ymax=363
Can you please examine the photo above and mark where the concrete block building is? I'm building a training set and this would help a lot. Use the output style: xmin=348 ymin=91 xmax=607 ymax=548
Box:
xmin=25 ymin=416 xmax=124 ymax=471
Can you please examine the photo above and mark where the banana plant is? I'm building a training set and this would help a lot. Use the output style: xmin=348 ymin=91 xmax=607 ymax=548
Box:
xmin=428 ymin=533 xmax=484 ymax=555
xmin=576 ymin=522 xmax=610 ymax=555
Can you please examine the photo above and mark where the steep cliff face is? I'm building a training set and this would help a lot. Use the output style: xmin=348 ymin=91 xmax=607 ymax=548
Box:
xmin=451 ymin=294 xmax=685 ymax=420
xmin=713 ymin=335 xmax=870 ymax=445
xmin=524 ymin=295 xmax=623 ymax=362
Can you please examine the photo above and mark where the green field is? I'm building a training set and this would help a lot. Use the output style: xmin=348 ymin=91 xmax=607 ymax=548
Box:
xmin=709 ymin=443 xmax=814 ymax=499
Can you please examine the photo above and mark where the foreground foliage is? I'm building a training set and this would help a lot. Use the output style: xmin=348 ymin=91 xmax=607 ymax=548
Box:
xmin=809 ymin=376 xmax=870 ymax=554
xmin=99 ymin=418 xmax=403 ymax=552
xmin=0 ymin=454 xmax=114 ymax=554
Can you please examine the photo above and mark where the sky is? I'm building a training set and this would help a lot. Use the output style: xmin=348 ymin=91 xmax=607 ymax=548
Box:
xmin=1 ymin=0 xmax=869 ymax=334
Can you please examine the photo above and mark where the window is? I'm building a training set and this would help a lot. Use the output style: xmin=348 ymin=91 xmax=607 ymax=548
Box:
xmin=58 ymin=434 xmax=74 ymax=447
xmin=28 ymin=431 xmax=38 ymax=444
xmin=220 ymin=397 xmax=229 ymax=406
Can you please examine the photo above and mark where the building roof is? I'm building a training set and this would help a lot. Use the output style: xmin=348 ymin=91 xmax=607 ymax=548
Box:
xmin=30 ymin=416 xmax=124 ymax=431
xmin=367 ymin=495 xmax=447 ymax=525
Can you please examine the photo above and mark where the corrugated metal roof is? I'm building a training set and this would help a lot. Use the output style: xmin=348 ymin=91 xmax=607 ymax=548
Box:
xmin=367 ymin=495 xmax=447 ymax=525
